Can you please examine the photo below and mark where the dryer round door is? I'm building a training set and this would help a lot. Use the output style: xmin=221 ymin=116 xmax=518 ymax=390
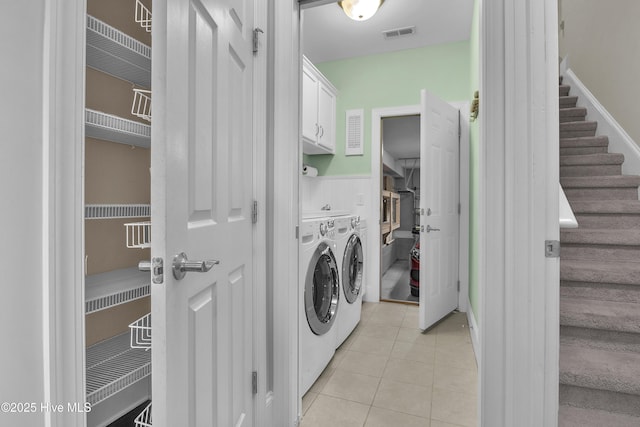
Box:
xmin=342 ymin=234 xmax=363 ymax=304
xmin=305 ymin=242 xmax=340 ymax=335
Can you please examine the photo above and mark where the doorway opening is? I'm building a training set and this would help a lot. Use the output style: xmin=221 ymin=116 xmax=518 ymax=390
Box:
xmin=380 ymin=114 xmax=421 ymax=303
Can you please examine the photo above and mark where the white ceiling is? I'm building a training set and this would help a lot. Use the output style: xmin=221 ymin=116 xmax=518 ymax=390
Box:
xmin=383 ymin=115 xmax=420 ymax=161
xmin=302 ymin=0 xmax=475 ymax=63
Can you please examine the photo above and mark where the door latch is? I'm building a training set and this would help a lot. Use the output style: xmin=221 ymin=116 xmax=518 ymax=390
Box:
xmin=545 ymin=240 xmax=560 ymax=258
xmin=138 ymin=257 xmax=164 ymax=284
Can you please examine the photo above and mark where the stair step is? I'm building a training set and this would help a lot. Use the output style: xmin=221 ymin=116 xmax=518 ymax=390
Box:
xmin=569 ymin=199 xmax=640 ymax=214
xmin=560 ymin=107 xmax=587 ymax=123
xmin=560 ymin=296 xmax=640 ymax=334
xmin=564 ymin=186 xmax=638 ymax=200
xmin=561 ymin=259 xmax=640 ymax=286
xmin=560 ymin=96 xmax=579 ymax=108
xmin=560 ymin=121 xmax=598 ymax=138
xmin=560 ymin=384 xmax=640 ymax=418
xmin=559 ymin=405 xmax=640 ymax=427
xmin=561 ymin=326 xmax=640 ymax=354
xmin=559 ymin=84 xmax=571 ymax=96
xmin=561 ymin=228 xmax=640 ymax=245
xmin=560 ymin=154 xmax=624 ymax=177
xmin=560 ymin=136 xmax=609 ymax=156
xmin=561 ymin=153 xmax=623 ymax=166
xmin=561 ymin=229 xmax=640 ymax=260
xmin=560 ymin=344 xmax=640 ymax=395
xmin=561 ymin=174 xmax=640 ymax=188
xmin=561 ymin=281 xmax=640 ymax=305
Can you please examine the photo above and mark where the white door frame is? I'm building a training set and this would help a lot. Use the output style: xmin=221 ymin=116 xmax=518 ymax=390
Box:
xmin=369 ymin=103 xmax=470 ymax=313
xmin=478 ymin=0 xmax=560 ymax=425
xmin=42 ymin=0 xmax=86 ymax=426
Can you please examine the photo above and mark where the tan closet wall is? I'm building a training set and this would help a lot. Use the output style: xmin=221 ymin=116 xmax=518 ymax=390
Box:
xmin=88 ymin=0 xmax=152 ymax=46
xmin=86 ymin=297 xmax=151 ymax=347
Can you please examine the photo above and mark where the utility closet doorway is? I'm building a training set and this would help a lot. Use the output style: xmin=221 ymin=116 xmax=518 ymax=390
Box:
xmin=380 ymin=114 xmax=421 ymax=303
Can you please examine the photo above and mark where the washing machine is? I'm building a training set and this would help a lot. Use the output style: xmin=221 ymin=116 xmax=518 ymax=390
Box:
xmin=299 ymin=216 xmax=340 ymax=395
xmin=335 ymin=215 xmax=364 ymax=348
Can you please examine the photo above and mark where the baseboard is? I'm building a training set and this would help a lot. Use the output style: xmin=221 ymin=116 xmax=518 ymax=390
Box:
xmin=466 ymin=301 xmax=480 ymax=368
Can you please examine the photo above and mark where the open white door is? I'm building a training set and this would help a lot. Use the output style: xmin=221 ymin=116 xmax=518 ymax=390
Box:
xmin=419 ymin=90 xmax=460 ymax=330
xmin=151 ymin=1 xmax=255 ymax=426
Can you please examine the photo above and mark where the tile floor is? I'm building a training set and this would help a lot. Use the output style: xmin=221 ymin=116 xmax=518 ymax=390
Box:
xmin=300 ymin=302 xmax=477 ymax=427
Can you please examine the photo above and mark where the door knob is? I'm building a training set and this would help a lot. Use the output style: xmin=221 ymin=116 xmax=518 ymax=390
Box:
xmin=172 ymin=252 xmax=220 ymax=280
xmin=426 ymin=225 xmax=440 ymax=233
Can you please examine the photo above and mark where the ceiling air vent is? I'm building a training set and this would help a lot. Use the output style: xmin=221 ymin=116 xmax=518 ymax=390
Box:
xmin=383 ymin=26 xmax=416 ymax=40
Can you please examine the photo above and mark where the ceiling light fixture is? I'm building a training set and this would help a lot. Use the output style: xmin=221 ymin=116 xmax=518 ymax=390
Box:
xmin=338 ymin=0 xmax=385 ymax=22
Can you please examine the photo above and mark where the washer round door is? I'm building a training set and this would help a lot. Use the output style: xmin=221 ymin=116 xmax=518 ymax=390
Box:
xmin=342 ymin=234 xmax=363 ymax=304
xmin=305 ymin=242 xmax=340 ymax=336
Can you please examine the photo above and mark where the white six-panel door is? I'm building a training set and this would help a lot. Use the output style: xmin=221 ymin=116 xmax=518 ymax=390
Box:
xmin=419 ymin=90 xmax=460 ymax=330
xmin=151 ymin=0 xmax=254 ymax=426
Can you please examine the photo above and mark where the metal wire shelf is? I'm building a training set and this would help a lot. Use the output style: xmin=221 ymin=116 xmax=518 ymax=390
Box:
xmin=134 ymin=402 xmax=152 ymax=426
xmin=132 ymin=89 xmax=152 ymax=122
xmin=85 ymin=204 xmax=150 ymax=219
xmin=135 ymin=0 xmax=152 ymax=33
xmin=86 ymin=333 xmax=151 ymax=406
xmin=129 ymin=313 xmax=152 ymax=350
xmin=125 ymin=221 xmax=151 ymax=249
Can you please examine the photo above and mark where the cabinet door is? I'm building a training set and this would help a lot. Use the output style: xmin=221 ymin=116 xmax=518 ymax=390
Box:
xmin=302 ymin=66 xmax=319 ymax=143
xmin=317 ymin=82 xmax=335 ymax=152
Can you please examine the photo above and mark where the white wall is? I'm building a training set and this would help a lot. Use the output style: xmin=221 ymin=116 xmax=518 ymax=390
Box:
xmin=559 ymin=0 xmax=640 ymax=146
xmin=0 ymin=3 xmax=47 ymax=425
xmin=301 ymin=175 xmax=379 ymax=301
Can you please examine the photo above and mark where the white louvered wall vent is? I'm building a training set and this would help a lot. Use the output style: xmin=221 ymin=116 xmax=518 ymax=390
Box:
xmin=345 ymin=109 xmax=364 ymax=156
xmin=383 ymin=26 xmax=416 ymax=39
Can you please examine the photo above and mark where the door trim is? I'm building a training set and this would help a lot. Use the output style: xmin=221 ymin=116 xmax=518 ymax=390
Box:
xmin=369 ymin=104 xmax=470 ymax=312
xmin=478 ymin=0 xmax=560 ymax=425
xmin=43 ymin=0 xmax=86 ymax=426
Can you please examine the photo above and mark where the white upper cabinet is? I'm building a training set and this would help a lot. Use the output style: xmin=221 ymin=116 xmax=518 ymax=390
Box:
xmin=302 ymin=56 xmax=337 ymax=155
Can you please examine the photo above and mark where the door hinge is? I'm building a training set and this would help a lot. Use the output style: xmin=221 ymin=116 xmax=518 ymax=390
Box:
xmin=252 ymin=200 xmax=258 ymax=224
xmin=458 ymin=203 xmax=461 ymax=214
xmin=296 ymin=225 xmax=299 ymax=239
xmin=457 ymin=280 xmax=460 ymax=292
xmin=458 ymin=110 xmax=461 ymax=138
xmin=252 ymin=371 xmax=257 ymax=395
xmin=253 ymin=28 xmax=264 ymax=54
xmin=545 ymin=240 xmax=560 ymax=258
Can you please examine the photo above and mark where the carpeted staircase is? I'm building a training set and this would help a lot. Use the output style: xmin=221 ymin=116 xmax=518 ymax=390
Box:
xmin=559 ymin=78 xmax=640 ymax=426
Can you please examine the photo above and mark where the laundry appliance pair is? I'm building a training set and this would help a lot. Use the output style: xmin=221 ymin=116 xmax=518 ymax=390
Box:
xmin=299 ymin=212 xmax=365 ymax=395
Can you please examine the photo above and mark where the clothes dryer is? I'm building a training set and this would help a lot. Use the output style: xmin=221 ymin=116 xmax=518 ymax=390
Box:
xmin=335 ymin=215 xmax=364 ymax=347
xmin=299 ymin=216 xmax=340 ymax=395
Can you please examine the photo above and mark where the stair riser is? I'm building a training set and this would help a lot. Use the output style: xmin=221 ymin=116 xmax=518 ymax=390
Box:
xmin=560 ymin=115 xmax=586 ymax=123
xmin=560 ymin=147 xmax=608 ymax=155
xmin=560 ymin=129 xmax=597 ymax=138
xmin=560 ymin=165 xmax=622 ymax=177
xmin=561 ymin=281 xmax=640 ymax=304
xmin=560 ymin=385 xmax=640 ymax=417
xmin=561 ymin=245 xmax=640 ymax=262
xmin=560 ymin=307 xmax=640 ymax=335
xmin=561 ymin=262 xmax=640 ymax=285
xmin=564 ymin=187 xmax=638 ymax=200
xmin=574 ymin=214 xmax=640 ymax=229
xmin=561 ymin=326 xmax=640 ymax=354
xmin=560 ymin=86 xmax=571 ymax=96
xmin=561 ymin=98 xmax=579 ymax=108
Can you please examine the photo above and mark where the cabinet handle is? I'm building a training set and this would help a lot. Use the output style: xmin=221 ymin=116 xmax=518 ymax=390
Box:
xmin=315 ymin=123 xmax=319 ymax=136
xmin=319 ymin=126 xmax=324 ymax=138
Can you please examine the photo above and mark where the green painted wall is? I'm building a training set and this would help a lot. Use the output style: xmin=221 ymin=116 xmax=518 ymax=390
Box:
xmin=469 ymin=0 xmax=480 ymax=322
xmin=304 ymin=41 xmax=471 ymax=175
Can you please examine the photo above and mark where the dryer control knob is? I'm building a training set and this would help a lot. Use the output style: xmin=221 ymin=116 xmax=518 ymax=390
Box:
xmin=319 ymin=223 xmax=327 ymax=236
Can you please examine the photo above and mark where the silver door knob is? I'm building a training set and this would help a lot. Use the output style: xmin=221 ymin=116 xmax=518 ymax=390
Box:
xmin=172 ymin=252 xmax=220 ymax=280
xmin=426 ymin=225 xmax=440 ymax=233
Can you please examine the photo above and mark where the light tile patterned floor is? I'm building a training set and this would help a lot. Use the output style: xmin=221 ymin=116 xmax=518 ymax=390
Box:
xmin=301 ymin=302 xmax=477 ymax=427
